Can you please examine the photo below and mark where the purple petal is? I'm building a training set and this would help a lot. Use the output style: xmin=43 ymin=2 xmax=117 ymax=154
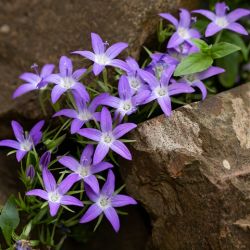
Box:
xmin=49 ymin=202 xmax=60 ymax=217
xmin=192 ymin=10 xmax=215 ymax=21
xmin=105 ymin=42 xmax=128 ymax=59
xmin=0 ymin=139 xmax=20 ymax=149
xmin=110 ymin=140 xmax=132 ymax=160
xmin=16 ymin=150 xmax=27 ymax=162
xmin=93 ymin=143 xmax=109 ymax=164
xmin=58 ymin=156 xmax=79 ymax=172
xmin=60 ymin=195 xmax=83 ymax=207
xmin=104 ymin=207 xmax=120 ymax=232
xmin=39 ymin=151 xmax=51 ymax=169
xmin=159 ymin=13 xmax=178 ymax=27
xmin=179 ymin=9 xmax=191 ymax=28
xmin=125 ymin=57 xmax=139 ymax=72
xmin=189 ymin=29 xmax=201 ymax=39
xmin=93 ymin=63 xmax=105 ymax=76
xmin=72 ymin=50 xmax=95 ymax=61
xmin=84 ymin=175 xmax=100 ymax=194
xmin=42 ymin=168 xmax=56 ymax=192
xmin=192 ymin=80 xmax=207 ymax=100
xmin=160 ymin=66 xmax=175 ymax=87
xmin=111 ymin=194 xmax=137 ymax=207
xmin=113 ymin=123 xmax=137 ymax=139
xmin=215 ymin=2 xmax=228 ymax=17
xmin=40 ymin=64 xmax=55 ymax=78
xmin=91 ymin=162 xmax=113 ymax=175
xmin=97 ymin=95 xmax=120 ymax=109
xmin=44 ymin=74 xmax=61 ymax=85
xmin=58 ymin=174 xmax=79 ymax=194
xmin=168 ymin=83 xmax=194 ymax=95
xmin=72 ymin=68 xmax=86 ymax=81
xmin=71 ymin=82 xmax=90 ymax=102
xmin=30 ymin=120 xmax=44 ymax=145
xmin=108 ymin=59 xmax=130 ymax=72
xmin=91 ymin=33 xmax=105 ymax=54
xmin=78 ymin=128 xmax=102 ymax=141
xmin=26 ymin=189 xmax=48 ymax=200
xmin=226 ymin=22 xmax=248 ymax=35
xmin=53 ymin=109 xmax=78 ymax=119
xmin=88 ymin=93 xmax=110 ymax=112
xmin=51 ymin=85 xmax=67 ymax=103
xmin=71 ymin=119 xmax=85 ymax=134
xmin=11 ymin=121 xmax=24 ymax=142
xmin=132 ymin=90 xmax=150 ymax=106
xmin=19 ymin=73 xmax=40 ymax=85
xmin=101 ymin=170 xmax=115 ymax=196
xmin=59 ymin=56 xmax=73 ymax=77
xmin=81 ymin=144 xmax=94 ymax=165
xmin=227 ymin=8 xmax=250 ymax=22
xmin=85 ymin=184 xmax=100 ymax=202
xmin=198 ymin=66 xmax=225 ymax=80
xmin=12 ymin=84 xmax=36 ymax=99
xmin=138 ymin=69 xmax=159 ymax=89
xmin=118 ymin=75 xmax=132 ymax=100
xmin=80 ymin=204 xmax=102 ymax=223
xmin=157 ymin=96 xmax=172 ymax=117
xmin=205 ymin=22 xmax=223 ymax=37
xmin=100 ymin=107 xmax=112 ymax=132
xmin=167 ymin=32 xmax=184 ymax=48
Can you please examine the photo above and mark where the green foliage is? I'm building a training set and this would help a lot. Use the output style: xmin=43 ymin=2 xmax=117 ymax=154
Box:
xmin=211 ymin=42 xmax=241 ymax=59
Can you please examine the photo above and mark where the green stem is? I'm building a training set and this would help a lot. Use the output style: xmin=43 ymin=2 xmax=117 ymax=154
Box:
xmin=214 ymin=30 xmax=223 ymax=44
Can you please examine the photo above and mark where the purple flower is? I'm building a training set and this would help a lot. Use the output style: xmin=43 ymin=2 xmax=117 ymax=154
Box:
xmin=45 ymin=56 xmax=89 ymax=103
xmin=72 ymin=33 xmax=128 ymax=75
xmin=78 ymin=107 xmax=136 ymax=164
xmin=26 ymin=165 xmax=35 ymax=180
xmin=53 ymin=93 xmax=105 ymax=134
xmin=80 ymin=170 xmax=136 ymax=232
xmin=98 ymin=75 xmax=150 ymax=121
xmin=39 ymin=151 xmax=51 ymax=169
xmin=26 ymin=168 xmax=83 ymax=216
xmin=193 ymin=2 xmax=250 ymax=37
xmin=171 ymin=66 xmax=225 ymax=100
xmin=139 ymin=66 xmax=194 ymax=116
xmin=0 ymin=120 xmax=44 ymax=162
xmin=58 ymin=144 xmax=113 ymax=194
xmin=159 ymin=9 xmax=201 ymax=48
xmin=13 ymin=64 xmax=55 ymax=99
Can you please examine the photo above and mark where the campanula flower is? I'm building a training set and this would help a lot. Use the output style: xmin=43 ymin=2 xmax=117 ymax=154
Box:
xmin=26 ymin=165 xmax=35 ymax=180
xmin=39 ymin=151 xmax=51 ymax=169
xmin=0 ymin=120 xmax=44 ymax=162
xmin=80 ymin=170 xmax=136 ymax=232
xmin=139 ymin=66 xmax=194 ymax=116
xmin=26 ymin=168 xmax=83 ymax=216
xmin=58 ymin=144 xmax=113 ymax=194
xmin=78 ymin=107 xmax=136 ymax=164
xmin=159 ymin=9 xmax=200 ymax=48
xmin=45 ymin=56 xmax=89 ymax=103
xmin=13 ymin=64 xmax=54 ymax=99
xmin=72 ymin=33 xmax=128 ymax=75
xmin=193 ymin=2 xmax=250 ymax=37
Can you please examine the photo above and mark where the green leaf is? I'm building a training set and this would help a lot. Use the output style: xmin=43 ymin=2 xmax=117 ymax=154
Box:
xmin=174 ymin=53 xmax=213 ymax=76
xmin=44 ymin=134 xmax=66 ymax=151
xmin=211 ymin=42 xmax=241 ymax=59
xmin=191 ymin=38 xmax=209 ymax=51
xmin=0 ymin=196 xmax=20 ymax=246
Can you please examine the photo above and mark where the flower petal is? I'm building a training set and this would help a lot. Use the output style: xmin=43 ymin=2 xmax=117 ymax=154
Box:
xmin=100 ymin=107 xmax=113 ymax=132
xmin=48 ymin=202 xmax=60 ymax=217
xmin=59 ymin=56 xmax=73 ymax=77
xmin=26 ymin=189 xmax=48 ymax=200
xmin=101 ymin=170 xmax=115 ymax=196
xmin=167 ymin=32 xmax=184 ymax=48
xmin=205 ymin=22 xmax=223 ymax=37
xmin=12 ymin=84 xmax=36 ymax=99
xmin=108 ymin=59 xmax=130 ymax=72
xmin=80 ymin=204 xmax=102 ymax=223
xmin=53 ymin=109 xmax=78 ymax=119
xmin=91 ymin=162 xmax=113 ymax=175
xmin=11 ymin=121 xmax=24 ymax=142
xmin=227 ymin=8 xmax=250 ymax=22
xmin=118 ymin=75 xmax=132 ymax=100
xmin=110 ymin=140 xmax=132 ymax=160
xmin=44 ymin=74 xmax=61 ymax=85
xmin=179 ymin=9 xmax=191 ymax=28
xmin=93 ymin=63 xmax=105 ymax=76
xmin=78 ymin=128 xmax=102 ymax=141
xmin=81 ymin=144 xmax=94 ymax=165
xmin=215 ymin=2 xmax=228 ymax=17
xmin=192 ymin=80 xmax=207 ymax=100
xmin=112 ymin=123 xmax=137 ymax=139
xmin=97 ymin=95 xmax=120 ymax=109
xmin=226 ymin=22 xmax=248 ymax=35
xmin=111 ymin=194 xmax=137 ymax=207
xmin=51 ymin=85 xmax=67 ymax=103
xmin=105 ymin=42 xmax=128 ymax=59
xmin=16 ymin=150 xmax=27 ymax=162
xmin=198 ymin=66 xmax=225 ymax=80
xmin=104 ymin=207 xmax=120 ymax=232
xmin=30 ymin=120 xmax=44 ymax=145
xmin=58 ymin=174 xmax=79 ymax=194
xmin=93 ymin=143 xmax=109 ymax=164
xmin=71 ymin=119 xmax=85 ymax=134
xmin=72 ymin=68 xmax=86 ymax=81
xmin=84 ymin=175 xmax=100 ymax=194
xmin=71 ymin=82 xmax=90 ymax=102
xmin=85 ymin=184 xmax=100 ymax=202
xmin=138 ymin=69 xmax=159 ymax=89
xmin=58 ymin=156 xmax=80 ymax=172
xmin=19 ymin=73 xmax=40 ymax=85
xmin=168 ymin=83 xmax=194 ymax=95
xmin=192 ymin=10 xmax=215 ymax=21
xmin=159 ymin=13 xmax=178 ymax=27
xmin=132 ymin=90 xmax=151 ymax=106
xmin=60 ymin=195 xmax=83 ymax=207
xmin=72 ymin=50 xmax=95 ymax=61
xmin=157 ymin=96 xmax=172 ymax=117
xmin=40 ymin=64 xmax=55 ymax=78
xmin=42 ymin=168 xmax=57 ymax=192
xmin=91 ymin=33 xmax=105 ymax=54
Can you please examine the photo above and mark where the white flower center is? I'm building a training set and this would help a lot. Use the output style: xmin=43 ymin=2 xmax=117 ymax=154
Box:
xmin=101 ymin=133 xmax=114 ymax=145
xmin=76 ymin=165 xmax=90 ymax=178
xmin=98 ymin=196 xmax=111 ymax=209
xmin=215 ymin=17 xmax=229 ymax=28
xmin=78 ymin=110 xmax=92 ymax=121
xmin=60 ymin=77 xmax=75 ymax=89
xmin=155 ymin=87 xmax=167 ymax=97
xmin=48 ymin=190 xmax=62 ymax=203
xmin=120 ymin=100 xmax=132 ymax=112
xmin=177 ymin=27 xmax=190 ymax=39
xmin=95 ymin=54 xmax=111 ymax=65
xmin=20 ymin=139 xmax=33 ymax=151
xmin=128 ymin=76 xmax=141 ymax=90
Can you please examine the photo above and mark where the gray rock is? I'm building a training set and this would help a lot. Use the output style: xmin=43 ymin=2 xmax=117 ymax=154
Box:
xmin=120 ymin=83 xmax=250 ymax=250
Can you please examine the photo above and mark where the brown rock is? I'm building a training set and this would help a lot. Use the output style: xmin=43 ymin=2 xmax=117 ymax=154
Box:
xmin=0 ymin=0 xmax=200 ymax=134
xmin=120 ymin=83 xmax=250 ymax=250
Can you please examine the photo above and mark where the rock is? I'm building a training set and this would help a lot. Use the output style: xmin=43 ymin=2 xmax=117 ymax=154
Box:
xmin=0 ymin=0 xmax=200 ymax=134
xmin=120 ymin=83 xmax=250 ymax=250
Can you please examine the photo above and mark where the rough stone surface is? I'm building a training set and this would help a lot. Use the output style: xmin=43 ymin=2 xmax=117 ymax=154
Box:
xmin=0 ymin=0 xmax=200 ymax=136
xmin=120 ymin=83 xmax=250 ymax=250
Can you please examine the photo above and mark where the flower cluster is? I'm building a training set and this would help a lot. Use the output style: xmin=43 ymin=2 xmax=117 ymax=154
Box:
xmin=0 ymin=2 xmax=249 ymax=248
